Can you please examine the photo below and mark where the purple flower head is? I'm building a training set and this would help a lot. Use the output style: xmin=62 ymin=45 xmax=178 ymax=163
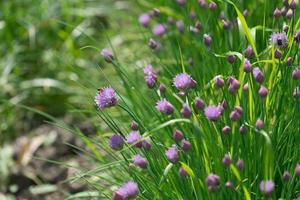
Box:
xmin=225 ymin=181 xmax=234 ymax=189
xmin=206 ymin=174 xmax=220 ymax=192
xmin=253 ymin=67 xmax=265 ymax=83
xmin=286 ymin=9 xmax=293 ymax=19
xmin=234 ymin=106 xmax=243 ymax=114
xmin=295 ymin=29 xmax=300 ymax=43
xmin=109 ymin=134 xmax=124 ymax=150
xmin=282 ymin=171 xmax=291 ymax=182
xmin=230 ymin=110 xmax=241 ymax=121
xmin=203 ymin=34 xmax=212 ymax=46
xmin=144 ymin=65 xmax=157 ymax=88
xmin=292 ymin=69 xmax=300 ymax=80
xmin=222 ymin=154 xmax=232 ymax=167
xmin=149 ymin=38 xmax=158 ymax=49
xmin=236 ymin=159 xmax=244 ymax=171
xmin=176 ymin=0 xmax=186 ymax=6
xmin=255 ymin=118 xmax=264 ymax=130
xmin=217 ymin=104 xmax=225 ymax=114
xmin=195 ymin=97 xmax=205 ymax=110
xmin=173 ymin=129 xmax=184 ymax=142
xmin=239 ymin=124 xmax=247 ymax=135
xmin=244 ymin=59 xmax=253 ymax=73
xmin=259 ymin=180 xmax=275 ymax=198
xmin=173 ymin=73 xmax=195 ymax=91
xmin=101 ymin=48 xmax=114 ymax=63
xmin=176 ymin=20 xmax=185 ymax=33
xmin=139 ymin=13 xmax=150 ymax=27
xmin=179 ymin=167 xmax=187 ymax=177
xmin=95 ymin=87 xmax=118 ymax=109
xmin=270 ymin=32 xmax=288 ymax=49
xmin=204 ymin=106 xmax=221 ymax=121
xmin=142 ymin=139 xmax=152 ymax=150
xmin=296 ymin=164 xmax=300 ymax=177
xmin=166 ymin=144 xmax=179 ymax=163
xmin=286 ymin=57 xmax=293 ymax=66
xmin=181 ymin=140 xmax=191 ymax=152
xmin=133 ymin=154 xmax=148 ymax=169
xmin=284 ymin=25 xmax=289 ymax=33
xmin=149 ymin=8 xmax=160 ymax=17
xmin=227 ymin=55 xmax=236 ymax=64
xmin=283 ymin=0 xmax=289 ymax=6
xmin=222 ymin=20 xmax=231 ymax=30
xmin=274 ymin=8 xmax=281 ymax=18
xmin=114 ymin=181 xmax=139 ymax=200
xmin=198 ymin=0 xmax=206 ymax=8
xmin=181 ymin=104 xmax=192 ymax=118
xmin=245 ymin=45 xmax=254 ymax=58
xmin=214 ymin=75 xmax=224 ymax=88
xmin=195 ymin=21 xmax=202 ymax=29
xmin=156 ymin=99 xmax=174 ymax=115
xmin=189 ymin=26 xmax=199 ymax=34
xmin=281 ymin=6 xmax=287 ymax=16
xmin=127 ymin=131 xmax=143 ymax=148
xmin=274 ymin=49 xmax=282 ymax=59
xmin=259 ymin=85 xmax=268 ymax=97
xmin=131 ymin=121 xmax=139 ymax=131
xmin=209 ymin=1 xmax=217 ymax=11
xmin=222 ymin=126 xmax=231 ymax=135
xmin=159 ymin=84 xmax=166 ymax=93
xmin=243 ymin=83 xmax=249 ymax=92
xmin=228 ymin=77 xmax=240 ymax=94
xmin=294 ymin=87 xmax=300 ymax=99
xmin=152 ymin=24 xmax=166 ymax=37
xmin=243 ymin=9 xmax=249 ymax=17
xmin=290 ymin=0 xmax=297 ymax=10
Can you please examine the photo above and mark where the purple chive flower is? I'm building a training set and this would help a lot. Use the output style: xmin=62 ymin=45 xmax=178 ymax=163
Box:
xmin=195 ymin=97 xmax=205 ymax=110
xmin=222 ymin=20 xmax=231 ymax=30
xmin=255 ymin=118 xmax=264 ymax=130
xmin=131 ymin=121 xmax=139 ymax=130
xmin=101 ymin=48 xmax=114 ymax=63
xmin=259 ymin=180 xmax=275 ymax=198
xmin=222 ymin=154 xmax=232 ymax=167
xmin=284 ymin=25 xmax=289 ymax=33
xmin=243 ymin=9 xmax=249 ymax=17
xmin=292 ymin=69 xmax=300 ymax=80
xmin=204 ymin=106 xmax=222 ymax=121
xmin=152 ymin=24 xmax=166 ymax=37
xmin=149 ymin=8 xmax=160 ymax=17
xmin=156 ymin=99 xmax=174 ymax=115
xmin=206 ymin=174 xmax=220 ymax=192
xmin=283 ymin=0 xmax=289 ymax=6
xmin=225 ymin=181 xmax=234 ymax=189
xmin=166 ymin=144 xmax=179 ymax=163
xmin=295 ymin=29 xmax=300 ymax=43
xmin=294 ymin=87 xmax=300 ymax=99
xmin=281 ymin=6 xmax=287 ymax=16
xmin=282 ymin=171 xmax=291 ymax=182
xmin=144 ymin=64 xmax=157 ymax=88
xmin=133 ymin=154 xmax=148 ymax=169
xmin=114 ymin=181 xmax=139 ymax=200
xmin=181 ymin=104 xmax=192 ymax=118
xmin=159 ymin=84 xmax=166 ymax=93
xmin=139 ymin=13 xmax=150 ymax=27
xmin=230 ymin=110 xmax=241 ymax=121
xmin=173 ymin=73 xmax=195 ymax=91
xmin=234 ymin=106 xmax=243 ymax=114
xmin=203 ymin=34 xmax=212 ymax=46
xmin=245 ymin=46 xmax=254 ymax=58
xmin=227 ymin=55 xmax=236 ymax=64
xmin=274 ymin=49 xmax=282 ymax=59
xmin=259 ymin=85 xmax=268 ymax=97
xmin=109 ymin=135 xmax=124 ymax=150
xmin=290 ymin=0 xmax=297 ymax=10
xmin=179 ymin=167 xmax=187 ymax=177
xmin=95 ymin=87 xmax=118 ymax=109
xmin=195 ymin=21 xmax=202 ymax=30
xmin=214 ymin=75 xmax=225 ymax=88
xmin=239 ymin=124 xmax=247 ymax=135
xmin=270 ymin=32 xmax=288 ymax=49
xmin=221 ymin=100 xmax=228 ymax=110
xmin=236 ymin=159 xmax=244 ymax=171
xmin=198 ymin=0 xmax=206 ymax=8
xmin=127 ymin=131 xmax=143 ymax=148
xmin=173 ymin=129 xmax=184 ymax=142
xmin=274 ymin=8 xmax=281 ymax=18
xmin=222 ymin=126 xmax=231 ymax=135
xmin=181 ymin=140 xmax=191 ymax=152
xmin=209 ymin=1 xmax=217 ymax=11
xmin=228 ymin=77 xmax=240 ymax=94
xmin=286 ymin=57 xmax=293 ymax=66
xmin=176 ymin=20 xmax=185 ymax=33
xmin=176 ymin=0 xmax=186 ymax=6
xmin=189 ymin=26 xmax=199 ymax=34
xmin=244 ymin=59 xmax=253 ymax=73
xmin=253 ymin=67 xmax=265 ymax=83
xmin=296 ymin=164 xmax=300 ymax=177
xmin=149 ymin=38 xmax=158 ymax=49
xmin=243 ymin=83 xmax=249 ymax=92
xmin=286 ymin=9 xmax=293 ymax=19
xmin=142 ymin=139 xmax=152 ymax=150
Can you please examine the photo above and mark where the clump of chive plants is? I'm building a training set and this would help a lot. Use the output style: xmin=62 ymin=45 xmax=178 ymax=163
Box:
xmin=93 ymin=0 xmax=300 ymax=199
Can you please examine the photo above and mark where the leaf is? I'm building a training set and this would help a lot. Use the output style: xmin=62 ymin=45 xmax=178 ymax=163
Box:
xmin=159 ymin=163 xmax=173 ymax=186
xmin=179 ymin=162 xmax=195 ymax=178
xmin=66 ymin=191 xmax=100 ymax=200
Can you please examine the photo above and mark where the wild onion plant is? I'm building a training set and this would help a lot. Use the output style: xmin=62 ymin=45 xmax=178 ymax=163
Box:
xmin=89 ymin=0 xmax=300 ymax=199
